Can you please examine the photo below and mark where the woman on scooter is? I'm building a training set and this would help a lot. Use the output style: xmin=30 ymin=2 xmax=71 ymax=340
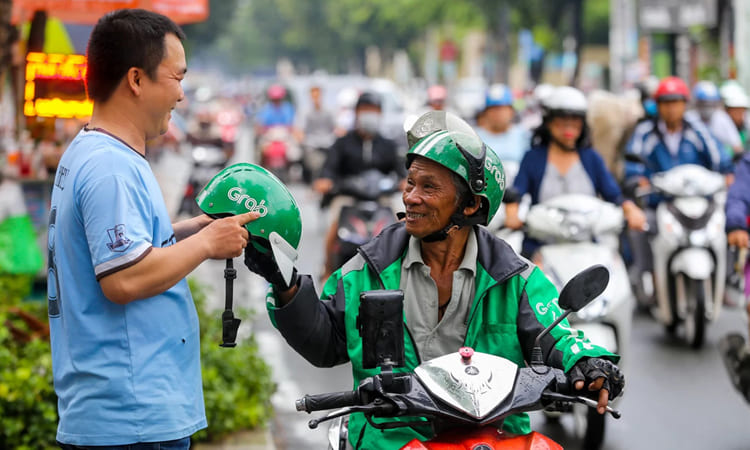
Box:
xmin=504 ymin=86 xmax=646 ymax=262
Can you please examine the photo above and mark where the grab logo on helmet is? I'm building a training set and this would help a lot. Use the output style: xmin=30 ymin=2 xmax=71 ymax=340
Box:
xmin=228 ymin=187 xmax=269 ymax=216
xmin=485 ymin=158 xmax=505 ymax=190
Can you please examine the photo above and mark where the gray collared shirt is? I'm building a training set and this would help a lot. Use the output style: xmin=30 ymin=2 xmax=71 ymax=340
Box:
xmin=400 ymin=229 xmax=478 ymax=362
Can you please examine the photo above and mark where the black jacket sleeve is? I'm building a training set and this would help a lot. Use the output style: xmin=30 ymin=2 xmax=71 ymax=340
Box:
xmin=270 ymin=275 xmax=349 ymax=367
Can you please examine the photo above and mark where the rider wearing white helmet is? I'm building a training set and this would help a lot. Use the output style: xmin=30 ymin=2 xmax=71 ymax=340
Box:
xmin=506 ymin=86 xmax=646 ymax=260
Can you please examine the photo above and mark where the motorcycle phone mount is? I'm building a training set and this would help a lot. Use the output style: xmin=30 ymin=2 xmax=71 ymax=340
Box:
xmin=531 ymin=265 xmax=610 ymax=367
xmin=357 ymin=290 xmax=406 ymax=385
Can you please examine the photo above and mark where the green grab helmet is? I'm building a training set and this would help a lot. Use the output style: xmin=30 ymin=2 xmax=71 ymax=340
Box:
xmin=195 ymin=163 xmax=302 ymax=253
xmin=406 ymin=130 xmax=506 ymax=226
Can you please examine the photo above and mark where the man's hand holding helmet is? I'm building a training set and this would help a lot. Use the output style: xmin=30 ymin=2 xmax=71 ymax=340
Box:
xmin=197 ymin=212 xmax=258 ymax=259
xmin=243 ymin=238 xmax=299 ymax=292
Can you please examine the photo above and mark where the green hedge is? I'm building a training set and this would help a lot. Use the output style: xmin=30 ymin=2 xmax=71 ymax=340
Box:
xmin=0 ymin=275 xmax=274 ymax=448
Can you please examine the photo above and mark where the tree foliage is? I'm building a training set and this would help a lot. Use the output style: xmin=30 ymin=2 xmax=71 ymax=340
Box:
xmin=183 ymin=0 xmax=608 ymax=74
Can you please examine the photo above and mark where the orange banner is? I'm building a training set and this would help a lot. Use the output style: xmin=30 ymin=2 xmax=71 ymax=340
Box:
xmin=12 ymin=0 xmax=209 ymax=25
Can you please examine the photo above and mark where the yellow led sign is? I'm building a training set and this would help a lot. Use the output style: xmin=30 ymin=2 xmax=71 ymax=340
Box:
xmin=24 ymin=52 xmax=93 ymax=118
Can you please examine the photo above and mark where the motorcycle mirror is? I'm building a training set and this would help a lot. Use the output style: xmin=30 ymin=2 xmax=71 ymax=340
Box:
xmin=557 ymin=264 xmax=610 ymax=312
xmin=531 ymin=265 xmax=610 ymax=367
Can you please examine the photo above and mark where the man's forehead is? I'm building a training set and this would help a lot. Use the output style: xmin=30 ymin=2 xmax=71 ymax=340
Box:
xmin=408 ymin=157 xmax=452 ymax=178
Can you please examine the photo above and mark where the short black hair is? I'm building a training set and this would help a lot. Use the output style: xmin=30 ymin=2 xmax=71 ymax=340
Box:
xmin=86 ymin=8 xmax=185 ymax=103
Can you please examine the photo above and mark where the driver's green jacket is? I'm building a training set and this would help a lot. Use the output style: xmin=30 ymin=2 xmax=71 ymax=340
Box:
xmin=266 ymin=222 xmax=618 ymax=450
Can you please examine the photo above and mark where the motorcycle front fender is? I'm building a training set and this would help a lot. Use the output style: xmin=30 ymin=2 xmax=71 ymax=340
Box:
xmin=670 ymin=248 xmax=714 ymax=280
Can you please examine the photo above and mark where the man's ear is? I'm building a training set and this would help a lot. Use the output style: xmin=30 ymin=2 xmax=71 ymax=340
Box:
xmin=463 ymin=194 xmax=482 ymax=216
xmin=126 ymin=67 xmax=142 ymax=95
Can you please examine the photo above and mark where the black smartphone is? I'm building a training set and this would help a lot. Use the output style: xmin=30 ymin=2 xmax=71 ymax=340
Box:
xmin=357 ymin=290 xmax=405 ymax=370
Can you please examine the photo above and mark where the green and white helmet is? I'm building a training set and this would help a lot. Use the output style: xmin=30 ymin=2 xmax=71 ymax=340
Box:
xmin=406 ymin=130 xmax=506 ymax=227
xmin=196 ymin=163 xmax=302 ymax=278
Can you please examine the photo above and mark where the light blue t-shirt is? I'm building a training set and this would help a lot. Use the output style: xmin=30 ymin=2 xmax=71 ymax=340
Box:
xmin=476 ymin=125 xmax=530 ymax=164
xmin=48 ymin=128 xmax=206 ymax=445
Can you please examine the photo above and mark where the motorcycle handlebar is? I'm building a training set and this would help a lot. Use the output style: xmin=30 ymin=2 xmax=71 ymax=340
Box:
xmin=296 ymin=390 xmax=360 ymax=412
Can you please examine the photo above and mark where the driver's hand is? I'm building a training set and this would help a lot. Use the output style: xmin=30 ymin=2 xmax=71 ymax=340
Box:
xmin=728 ymin=229 xmax=750 ymax=248
xmin=623 ymin=201 xmax=647 ymax=231
xmin=313 ymin=178 xmax=334 ymax=194
xmin=504 ymin=214 xmax=523 ymax=230
xmin=569 ymin=357 xmax=624 ymax=414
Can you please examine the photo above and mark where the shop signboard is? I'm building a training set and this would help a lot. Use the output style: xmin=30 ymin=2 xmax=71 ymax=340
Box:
xmin=23 ymin=52 xmax=92 ymax=119
xmin=639 ymin=0 xmax=717 ymax=32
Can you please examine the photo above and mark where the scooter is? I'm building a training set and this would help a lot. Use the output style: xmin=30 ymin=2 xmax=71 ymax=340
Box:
xmin=296 ymin=266 xmax=621 ymax=450
xmin=626 ymin=160 xmax=728 ymax=348
xmin=524 ymin=194 xmax=633 ymax=449
xmin=178 ymin=144 xmax=229 ymax=217
xmin=258 ymin=126 xmax=302 ymax=182
xmin=330 ymin=169 xmax=400 ymax=269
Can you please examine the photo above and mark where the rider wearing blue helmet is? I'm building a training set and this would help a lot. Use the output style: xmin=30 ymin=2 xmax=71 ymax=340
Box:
xmin=475 ymin=83 xmax=530 ymax=166
xmin=686 ymin=80 xmax=743 ymax=156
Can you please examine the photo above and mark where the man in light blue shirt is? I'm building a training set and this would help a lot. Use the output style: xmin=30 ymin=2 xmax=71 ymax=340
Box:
xmin=475 ymin=83 xmax=530 ymax=167
xmin=49 ymin=9 xmax=257 ymax=449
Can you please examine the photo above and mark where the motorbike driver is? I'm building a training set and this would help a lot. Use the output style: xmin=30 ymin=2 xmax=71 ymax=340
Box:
xmin=625 ymin=76 xmax=732 ymax=301
xmin=475 ymin=83 xmax=530 ymax=165
xmin=504 ymin=86 xmax=646 ymax=262
xmin=244 ymin=126 xmax=625 ymax=450
xmin=313 ymin=91 xmax=406 ymax=278
xmin=254 ymin=83 xmax=296 ymax=135
xmin=720 ymin=150 xmax=750 ymax=401
xmin=721 ymin=81 xmax=750 ymax=151
xmin=685 ymin=80 xmax=743 ymax=157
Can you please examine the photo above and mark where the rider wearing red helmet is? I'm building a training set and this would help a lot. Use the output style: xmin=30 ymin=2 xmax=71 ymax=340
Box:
xmin=624 ymin=75 xmax=732 ymax=304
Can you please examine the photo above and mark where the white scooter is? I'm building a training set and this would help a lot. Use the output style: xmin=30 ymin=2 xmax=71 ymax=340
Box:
xmin=524 ymin=194 xmax=633 ymax=450
xmin=642 ymin=164 xmax=727 ymax=349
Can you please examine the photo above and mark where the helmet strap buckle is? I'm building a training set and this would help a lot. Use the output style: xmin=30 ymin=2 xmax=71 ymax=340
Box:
xmin=220 ymin=258 xmax=241 ymax=348
xmin=456 ymin=141 xmax=486 ymax=194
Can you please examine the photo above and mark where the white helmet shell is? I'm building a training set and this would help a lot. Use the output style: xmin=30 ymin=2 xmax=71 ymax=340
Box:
xmin=544 ymin=86 xmax=587 ymax=115
xmin=721 ymin=82 xmax=750 ymax=108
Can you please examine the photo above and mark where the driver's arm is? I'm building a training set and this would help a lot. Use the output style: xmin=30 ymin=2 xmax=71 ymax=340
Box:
xmin=268 ymin=273 xmax=349 ymax=368
xmin=515 ymin=265 xmax=618 ymax=371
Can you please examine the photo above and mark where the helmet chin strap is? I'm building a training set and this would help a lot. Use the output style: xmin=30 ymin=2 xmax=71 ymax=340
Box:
xmin=421 ymin=208 xmax=483 ymax=242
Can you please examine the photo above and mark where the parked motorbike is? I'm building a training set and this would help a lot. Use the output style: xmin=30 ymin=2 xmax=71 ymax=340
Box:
xmin=329 ymin=169 xmax=400 ymax=269
xmin=258 ymin=126 xmax=302 ymax=182
xmin=178 ymin=144 xmax=229 ymax=217
xmin=524 ymin=194 xmax=633 ymax=449
xmin=631 ymin=162 xmax=727 ymax=348
xmin=296 ymin=265 xmax=620 ymax=450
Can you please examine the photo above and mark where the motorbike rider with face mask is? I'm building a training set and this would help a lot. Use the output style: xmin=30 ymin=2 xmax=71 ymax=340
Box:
xmin=504 ymin=86 xmax=646 ymax=262
xmin=245 ymin=126 xmax=624 ymax=450
xmin=313 ymin=91 xmax=406 ymax=278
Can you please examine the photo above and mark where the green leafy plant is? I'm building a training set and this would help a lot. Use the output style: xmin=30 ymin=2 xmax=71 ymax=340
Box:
xmin=0 ymin=278 xmax=273 ymax=448
xmin=0 ymin=301 xmax=58 ymax=450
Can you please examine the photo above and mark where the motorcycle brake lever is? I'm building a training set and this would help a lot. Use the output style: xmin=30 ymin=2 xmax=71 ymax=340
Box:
xmin=542 ymin=391 xmax=622 ymax=419
xmin=308 ymin=402 xmax=396 ymax=429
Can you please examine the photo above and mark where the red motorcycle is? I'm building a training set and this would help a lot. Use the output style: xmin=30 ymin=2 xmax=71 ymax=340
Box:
xmin=296 ymin=266 xmax=621 ymax=449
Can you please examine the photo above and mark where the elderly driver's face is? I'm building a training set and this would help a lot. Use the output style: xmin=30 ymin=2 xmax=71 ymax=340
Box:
xmin=403 ymin=156 xmax=458 ymax=238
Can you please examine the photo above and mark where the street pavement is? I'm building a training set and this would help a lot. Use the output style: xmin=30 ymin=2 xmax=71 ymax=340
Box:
xmin=154 ymin=127 xmax=750 ymax=449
